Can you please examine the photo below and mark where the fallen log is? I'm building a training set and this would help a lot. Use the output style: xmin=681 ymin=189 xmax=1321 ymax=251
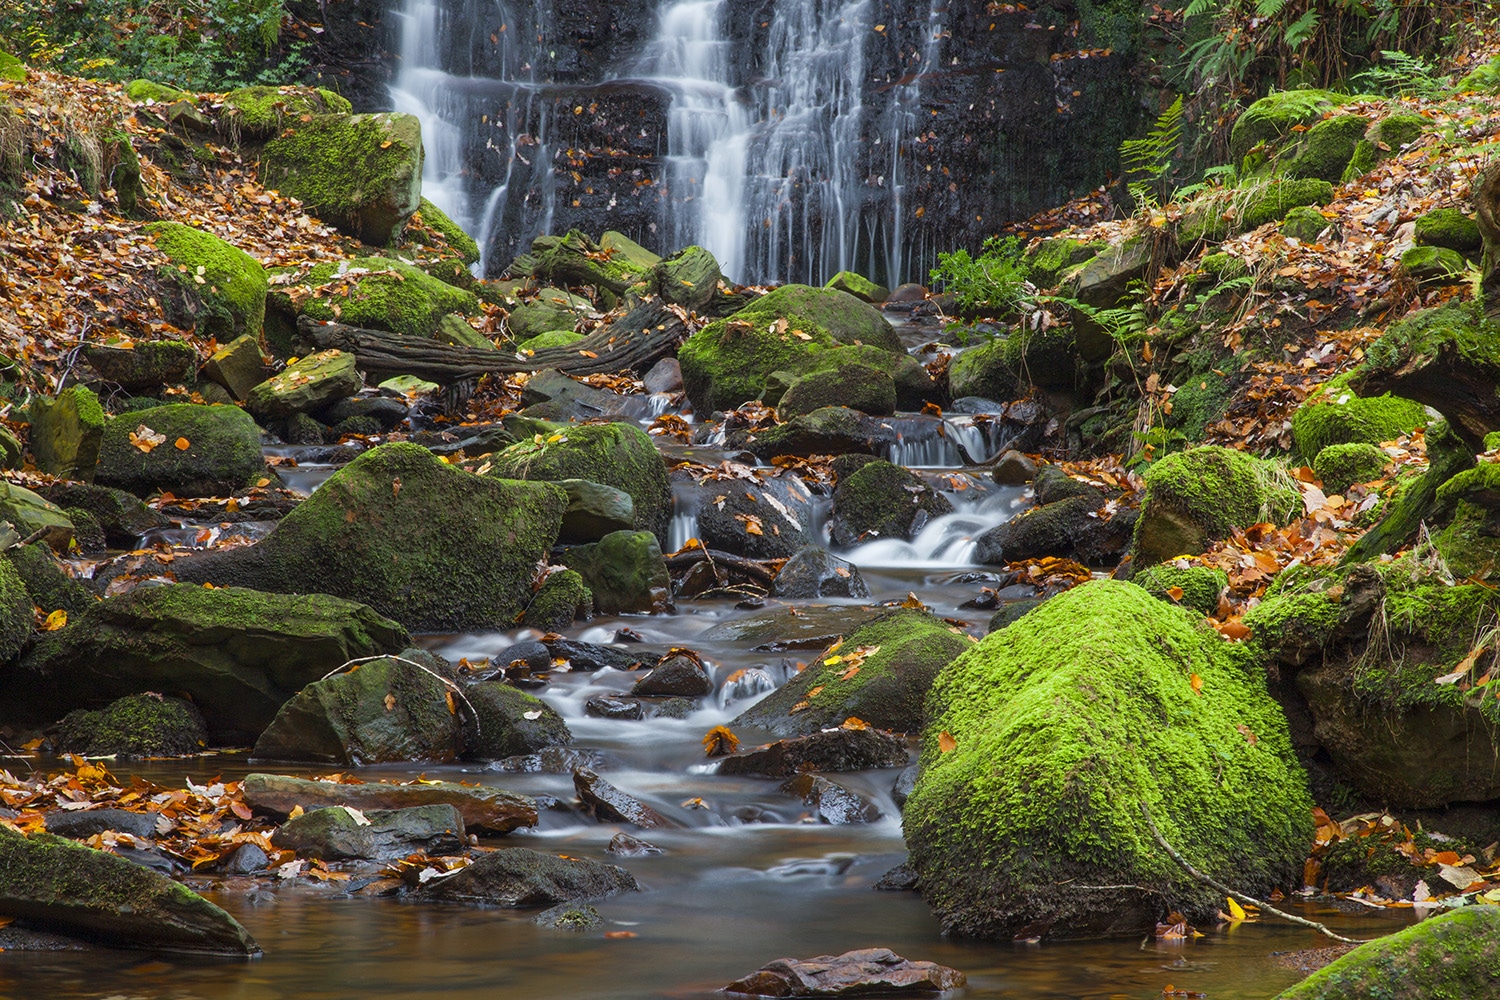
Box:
xmin=297 ymin=299 xmax=689 ymax=384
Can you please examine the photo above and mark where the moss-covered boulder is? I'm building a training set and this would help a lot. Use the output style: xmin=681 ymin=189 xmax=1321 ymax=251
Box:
xmin=1280 ymin=205 xmax=1330 ymax=243
xmin=778 ymin=363 xmax=897 ymax=420
xmin=948 ymin=338 xmax=1023 ymax=403
xmin=486 ymin=422 xmax=671 ymax=546
xmin=518 ymin=330 xmax=584 ymax=352
xmin=201 ymin=333 xmax=268 ymax=401
xmin=55 ymin=693 xmax=206 ymax=757
xmin=1132 ymin=564 xmax=1228 ymax=616
xmin=0 ymin=53 xmax=27 ymax=84
xmin=1239 ymin=178 xmax=1337 ymax=231
xmin=1023 ymin=237 xmax=1104 ymax=289
xmin=124 ymin=79 xmax=191 ymax=104
xmin=1313 ymin=442 xmax=1388 ymax=494
xmin=464 ymin=681 xmax=572 ymax=760
xmin=733 ymin=610 xmax=974 ymax=737
xmin=522 ymin=569 xmax=593 ymax=631
xmin=1133 ymin=446 xmax=1299 ymax=565
xmin=411 ymin=196 xmax=480 ymax=267
xmin=1230 ymin=89 xmax=1344 ymax=164
xmin=95 ymin=403 xmax=264 ymax=498
xmin=172 ymin=443 xmax=567 ymax=632
xmin=559 ymin=530 xmax=671 ymax=615
xmin=825 ymin=271 xmax=889 ymax=304
xmin=10 ymin=584 xmax=406 ymax=742
xmin=277 ymin=257 xmax=480 ymax=338
xmin=7 ymin=543 xmax=95 ymax=616
xmin=260 ymin=113 xmax=423 ymax=245
xmin=1415 ymin=207 xmax=1483 ymax=256
xmin=221 ymin=85 xmax=351 ymax=138
xmin=829 ymin=460 xmax=953 ymax=547
xmin=1342 ymin=113 xmax=1427 ymax=182
xmin=1401 ymin=245 xmax=1468 ymax=286
xmin=512 ymin=230 xmax=648 ymax=297
xmin=1286 ymin=114 xmax=1369 ymax=183
xmin=28 ymin=385 xmax=105 ymax=482
xmin=654 ymin=245 xmax=722 ymax=312
xmin=1433 ymin=461 xmax=1500 ymax=580
xmin=1291 ymin=372 xmax=1427 ymax=462
xmin=0 ymin=826 xmax=260 ymax=954
xmin=0 ymin=556 xmax=33 ymax=665
xmin=507 ymin=288 xmax=590 ymax=341
xmin=601 ymin=230 xmax=660 ymax=271
xmin=145 ymin=222 xmax=268 ymax=338
xmin=253 ymin=655 xmax=463 ymax=764
xmin=245 ymin=349 xmax=362 ymax=419
xmin=1273 ymin=906 xmax=1500 ymax=999
xmin=905 ymin=580 xmax=1312 ymax=939
xmin=677 ymin=285 xmax=919 ymax=413
xmin=0 ymin=481 xmax=74 ymax=550
xmin=83 ymin=340 xmax=197 ymax=393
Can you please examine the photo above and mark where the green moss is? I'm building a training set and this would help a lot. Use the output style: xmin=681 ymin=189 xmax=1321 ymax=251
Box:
xmin=778 ymin=363 xmax=897 ymax=419
xmin=831 ymin=460 xmax=954 ymax=547
xmin=1200 ymin=253 xmax=1248 ymax=281
xmin=1230 ymin=89 xmax=1344 ymax=163
xmin=947 ymin=337 xmax=1022 ymax=402
xmin=56 ymin=693 xmax=206 ymax=756
xmin=733 ymin=609 xmax=975 ymax=736
xmin=486 ymin=422 xmax=672 ymax=545
xmin=1291 ymin=372 xmax=1427 ymax=462
xmin=1281 ymin=205 xmax=1330 ymax=242
xmin=521 ymin=569 xmax=592 ymax=631
xmin=0 ymin=555 xmax=33 ymax=665
xmin=413 ymin=197 xmax=480 ymax=265
xmin=1239 ymin=177 xmax=1336 ymax=230
xmin=1401 ymin=245 xmax=1468 ymax=285
xmin=1344 ymin=419 xmax=1476 ymax=563
xmin=0 ymin=52 xmax=27 ymax=83
xmin=260 ymin=113 xmax=423 ymax=245
xmin=1133 ymin=565 xmax=1229 ymax=615
xmin=1457 ymin=55 xmax=1500 ymax=93
xmin=1287 ymin=115 xmax=1369 ymax=183
xmin=222 ymin=86 xmax=350 ymax=137
xmin=144 ymin=221 xmax=268 ymax=338
xmin=7 ymin=544 xmax=95 ymax=616
xmin=464 ymin=681 xmax=572 ymax=760
xmin=518 ymin=330 xmax=584 ymax=352
xmin=125 ymin=79 xmax=190 ymax=103
xmin=95 ymin=403 xmax=264 ymax=498
xmin=1166 ymin=367 xmax=1236 ymax=440
xmin=286 ymin=257 xmax=479 ymax=338
xmin=824 ymin=270 xmax=888 ymax=303
xmin=1134 ymin=446 xmax=1300 ymax=564
xmin=905 ymin=580 xmax=1312 ymax=939
xmin=558 ymin=529 xmax=670 ymax=615
xmin=1314 ymin=442 xmax=1389 ymax=493
xmin=1415 ymin=208 xmax=1482 ymax=255
xmin=1023 ymin=238 xmax=1105 ymax=289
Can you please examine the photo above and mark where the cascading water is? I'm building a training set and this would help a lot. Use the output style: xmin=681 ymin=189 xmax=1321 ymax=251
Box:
xmin=388 ymin=0 xmax=471 ymax=235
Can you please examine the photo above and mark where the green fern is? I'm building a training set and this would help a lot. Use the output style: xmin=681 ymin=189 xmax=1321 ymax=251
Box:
xmin=1120 ymin=95 xmax=1184 ymax=210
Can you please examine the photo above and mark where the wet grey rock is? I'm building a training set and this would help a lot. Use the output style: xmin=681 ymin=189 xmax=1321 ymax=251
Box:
xmin=543 ymin=638 xmax=645 ymax=672
xmin=416 ymin=846 xmax=638 ymax=908
xmin=36 ymin=482 xmax=169 ymax=546
xmin=533 ymin=903 xmax=601 ymax=931
xmin=270 ymin=803 xmax=466 ymax=861
xmin=220 ymin=842 xmax=269 ymax=874
xmin=519 ymin=368 xmax=634 ymax=420
xmin=697 ymin=476 xmax=817 ymax=560
xmin=873 ymin=862 xmax=921 ymax=892
xmin=781 ymin=774 xmax=882 ymax=825
xmin=949 ymin=396 xmax=1006 ymax=414
xmin=990 ymin=450 xmax=1037 ymax=485
xmin=557 ymin=479 xmax=636 ymax=543
xmin=495 ymin=640 xmax=552 ymax=674
xmin=606 ymin=832 xmax=664 ymax=857
xmin=716 ymin=728 xmax=910 ymax=778
xmin=573 ymin=767 xmax=670 ymax=828
xmin=771 ymin=546 xmax=870 ymax=599
xmin=44 ymin=808 xmax=159 ymax=841
xmin=829 ymin=460 xmax=953 ymax=547
xmin=242 ymin=773 xmax=536 ymax=835
xmin=724 ymin=947 xmax=965 ymax=997
xmin=643 ymin=358 xmax=682 ymax=394
xmin=585 ymin=695 xmax=644 ymax=720
xmin=320 ymin=395 xmax=408 ymax=430
xmin=651 ymin=697 xmax=694 ymax=719
xmin=1033 ymin=464 xmax=1111 ymax=506
xmin=892 ymin=764 xmax=920 ymax=809
xmin=629 ymin=653 xmax=712 ymax=697
xmin=973 ymin=495 xmax=1136 ymax=567
xmin=493 ymin=746 xmax=604 ymax=774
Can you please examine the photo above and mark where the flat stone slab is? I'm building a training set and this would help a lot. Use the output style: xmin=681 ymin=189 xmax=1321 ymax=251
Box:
xmin=725 ymin=948 xmax=966 ymax=997
xmin=242 ymin=773 xmax=536 ymax=834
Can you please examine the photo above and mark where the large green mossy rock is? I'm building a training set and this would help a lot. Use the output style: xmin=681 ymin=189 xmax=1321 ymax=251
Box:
xmin=1415 ymin=207 xmax=1483 ymax=256
xmin=145 ymin=222 xmax=268 ymax=338
xmin=559 ymin=530 xmax=671 ymax=615
xmin=253 ymin=655 xmax=463 ymax=765
xmin=172 ymin=443 xmax=568 ymax=633
xmin=28 ymin=385 xmax=105 ymax=481
xmin=507 ymin=288 xmax=591 ymax=341
xmin=0 ymin=826 xmax=260 ymax=955
xmin=677 ymin=285 xmax=921 ymax=413
xmin=260 ymin=113 xmax=423 ymax=245
xmin=654 ymin=245 xmax=722 ymax=311
xmin=83 ymin=341 xmax=197 ymax=394
xmin=1132 ymin=564 xmax=1229 ymax=617
xmin=1291 ymin=372 xmax=1427 ymax=463
xmin=10 ymin=584 xmax=406 ymax=742
xmin=825 ymin=270 xmax=889 ymax=304
xmin=905 ymin=580 xmax=1312 ymax=940
xmin=486 ymin=422 xmax=671 ymax=546
xmin=414 ymin=197 xmax=480 ymax=265
xmin=733 ymin=610 xmax=974 ymax=737
xmin=948 ymin=325 xmax=1079 ymax=401
xmin=275 ymin=257 xmax=479 ymax=338
xmin=221 ymin=84 xmax=351 ymax=139
xmin=95 ymin=403 xmax=264 ymax=498
xmin=1230 ymin=89 xmax=1344 ymax=164
xmin=56 ymin=693 xmax=206 ymax=757
xmin=1286 ymin=114 xmax=1369 ymax=183
xmin=1133 ymin=446 xmax=1300 ymax=565
xmin=1313 ymin=442 xmax=1388 ymax=494
xmin=245 ymin=349 xmax=363 ymax=418
xmin=778 ymin=363 xmax=897 ymax=420
xmin=1274 ymin=907 xmax=1500 ymax=999
xmin=829 ymin=460 xmax=953 ymax=547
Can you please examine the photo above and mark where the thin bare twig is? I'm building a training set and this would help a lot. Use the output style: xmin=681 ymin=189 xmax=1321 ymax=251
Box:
xmin=318 ymin=654 xmax=482 ymax=737
xmin=1140 ymin=803 xmax=1369 ymax=945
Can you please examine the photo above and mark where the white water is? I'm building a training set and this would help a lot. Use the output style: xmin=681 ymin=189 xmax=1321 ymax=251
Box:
xmin=388 ymin=0 xmax=472 ymax=243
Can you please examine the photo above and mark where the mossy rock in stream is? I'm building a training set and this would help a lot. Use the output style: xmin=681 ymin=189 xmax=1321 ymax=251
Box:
xmin=1273 ymin=906 xmax=1500 ymax=999
xmin=1132 ymin=446 xmax=1299 ymax=565
xmin=171 ymin=443 xmax=568 ymax=633
xmin=462 ymin=681 xmax=572 ymax=761
xmin=0 ymin=826 xmax=260 ymax=954
xmin=410 ymin=197 xmax=480 ymax=266
xmin=733 ymin=609 xmax=974 ymax=737
xmin=1291 ymin=372 xmax=1427 ymax=463
xmin=905 ymin=580 xmax=1312 ymax=940
xmin=777 ymin=363 xmax=897 ymax=420
xmin=56 ymin=693 xmax=206 ymax=757
xmin=95 ymin=403 xmax=265 ymax=498
xmin=485 ymin=422 xmax=672 ymax=547
xmin=1132 ymin=564 xmax=1228 ymax=616
xmin=828 ymin=460 xmax=953 ymax=547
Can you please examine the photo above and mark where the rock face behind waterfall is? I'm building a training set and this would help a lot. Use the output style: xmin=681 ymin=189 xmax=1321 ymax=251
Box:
xmin=904 ymin=580 xmax=1312 ymax=940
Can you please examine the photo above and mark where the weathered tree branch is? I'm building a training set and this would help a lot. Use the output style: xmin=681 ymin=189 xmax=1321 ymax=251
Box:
xmin=663 ymin=547 xmax=780 ymax=589
xmin=1140 ymin=804 xmax=1368 ymax=945
xmin=297 ymin=299 xmax=689 ymax=384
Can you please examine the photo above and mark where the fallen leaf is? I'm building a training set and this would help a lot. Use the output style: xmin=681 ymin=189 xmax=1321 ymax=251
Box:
xmin=41 ymin=609 xmax=67 ymax=631
xmin=604 ymin=931 xmax=637 ymax=939
xmin=384 ymin=693 xmax=396 ymax=712
xmin=938 ymin=731 xmax=957 ymax=753
xmin=174 ymin=437 xmax=190 ymax=450
xmin=1189 ymin=673 xmax=1203 ymax=695
xmin=702 ymin=725 xmax=740 ymax=756
xmin=445 ymin=691 xmax=457 ymax=715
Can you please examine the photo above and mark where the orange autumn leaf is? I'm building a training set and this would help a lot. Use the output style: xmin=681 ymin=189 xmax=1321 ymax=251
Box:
xmin=1217 ymin=620 xmax=1252 ymax=641
xmin=174 ymin=437 xmax=190 ymax=450
xmin=41 ymin=609 xmax=67 ymax=631
xmin=1166 ymin=586 xmax=1185 ymax=602
xmin=604 ymin=931 xmax=637 ymax=939
xmin=937 ymin=731 xmax=957 ymax=753
xmin=444 ymin=690 xmax=457 ymax=714
xmin=702 ymin=725 xmax=740 ymax=756
xmin=1189 ymin=673 xmax=1203 ymax=695
xmin=841 ymin=717 xmax=870 ymax=731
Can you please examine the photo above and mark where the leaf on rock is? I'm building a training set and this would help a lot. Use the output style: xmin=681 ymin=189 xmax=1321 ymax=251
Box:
xmin=937 ymin=731 xmax=957 ymax=754
xmin=702 ymin=725 xmax=740 ymax=756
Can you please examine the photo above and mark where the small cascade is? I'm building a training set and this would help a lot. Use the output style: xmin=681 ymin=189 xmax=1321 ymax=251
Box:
xmin=844 ymin=485 xmax=1028 ymax=568
xmin=667 ymin=483 xmax=702 ymax=553
xmin=717 ymin=667 xmax=777 ymax=710
xmin=388 ymin=0 xmax=471 ymax=234
xmin=879 ymin=415 xmax=1012 ymax=468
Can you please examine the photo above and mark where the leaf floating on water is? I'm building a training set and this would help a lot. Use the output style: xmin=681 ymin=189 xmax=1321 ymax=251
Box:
xmin=604 ymin=931 xmax=638 ymax=939
xmin=937 ymin=731 xmax=957 ymax=754
xmin=702 ymin=725 xmax=740 ymax=756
